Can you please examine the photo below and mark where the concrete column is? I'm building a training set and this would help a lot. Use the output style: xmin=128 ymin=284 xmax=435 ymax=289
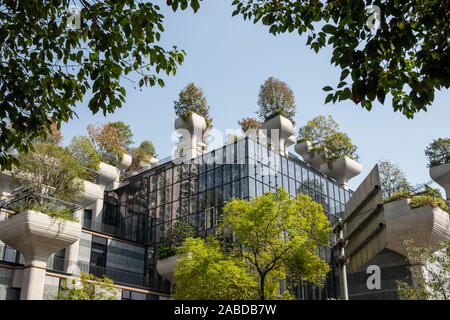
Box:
xmin=20 ymin=256 xmax=48 ymax=300
xmin=64 ymin=209 xmax=83 ymax=275
xmin=261 ymin=115 xmax=295 ymax=157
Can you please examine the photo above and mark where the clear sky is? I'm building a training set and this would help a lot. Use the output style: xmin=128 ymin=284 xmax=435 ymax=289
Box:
xmin=61 ymin=1 xmax=449 ymax=192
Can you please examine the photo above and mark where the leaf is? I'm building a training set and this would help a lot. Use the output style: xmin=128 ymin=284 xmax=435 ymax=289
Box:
xmin=322 ymin=86 xmax=333 ymax=92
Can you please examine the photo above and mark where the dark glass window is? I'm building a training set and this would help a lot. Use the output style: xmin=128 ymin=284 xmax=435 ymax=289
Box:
xmin=223 ymin=183 xmax=232 ymax=202
xmin=82 ymin=209 xmax=92 ymax=228
xmin=199 ymin=173 xmax=206 ymax=192
xmin=215 ymin=166 xmax=223 ymax=187
xmin=223 ymin=165 xmax=231 ymax=184
xmin=233 ymin=180 xmax=241 ymax=198
xmin=207 ymin=170 xmax=214 ymax=189
xmin=249 ymin=178 xmax=256 ymax=198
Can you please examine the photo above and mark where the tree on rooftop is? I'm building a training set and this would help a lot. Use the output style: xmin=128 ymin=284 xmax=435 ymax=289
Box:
xmin=174 ymin=82 xmax=212 ymax=127
xmin=298 ymin=115 xmax=358 ymax=160
xmin=425 ymin=138 xmax=450 ymax=168
xmin=221 ymin=187 xmax=331 ymax=300
xmin=378 ymin=159 xmax=411 ymax=199
xmin=231 ymin=0 xmax=450 ymax=118
xmin=0 ymin=0 xmax=203 ymax=171
xmin=68 ymin=135 xmax=101 ymax=180
xmin=256 ymin=77 xmax=296 ymax=121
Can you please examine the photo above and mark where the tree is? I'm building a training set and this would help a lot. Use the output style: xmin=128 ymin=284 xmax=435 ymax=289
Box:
xmin=397 ymin=239 xmax=450 ymax=300
xmin=378 ymin=159 xmax=411 ymax=199
xmin=11 ymin=142 xmax=84 ymax=203
xmin=256 ymin=77 xmax=296 ymax=121
xmin=87 ymin=121 xmax=133 ymax=163
xmin=158 ymin=220 xmax=198 ymax=259
xmin=55 ymin=272 xmax=119 ymax=300
xmin=231 ymin=1 xmax=449 ymax=118
xmin=298 ymin=115 xmax=359 ymax=160
xmin=68 ymin=136 xmax=102 ymax=181
xmin=221 ymin=187 xmax=331 ymax=300
xmin=238 ymin=117 xmax=262 ymax=133
xmin=425 ymin=138 xmax=450 ymax=167
xmin=174 ymin=82 xmax=211 ymax=127
xmin=173 ymin=237 xmax=258 ymax=300
xmin=128 ymin=140 xmax=157 ymax=171
xmin=0 ymin=0 xmax=203 ymax=171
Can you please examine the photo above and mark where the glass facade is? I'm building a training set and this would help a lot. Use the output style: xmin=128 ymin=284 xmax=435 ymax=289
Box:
xmin=99 ymin=137 xmax=352 ymax=298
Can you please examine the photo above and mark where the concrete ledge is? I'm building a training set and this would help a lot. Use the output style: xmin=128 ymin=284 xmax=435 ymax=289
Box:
xmin=156 ymin=255 xmax=183 ymax=282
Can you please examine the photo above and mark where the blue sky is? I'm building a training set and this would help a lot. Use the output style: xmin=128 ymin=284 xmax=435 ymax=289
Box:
xmin=61 ymin=1 xmax=449 ymax=192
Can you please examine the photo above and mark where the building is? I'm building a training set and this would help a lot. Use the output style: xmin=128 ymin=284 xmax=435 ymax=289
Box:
xmin=0 ymin=114 xmax=448 ymax=300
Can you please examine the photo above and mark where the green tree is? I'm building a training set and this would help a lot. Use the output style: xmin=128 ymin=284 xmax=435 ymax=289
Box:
xmin=298 ymin=115 xmax=358 ymax=160
xmin=109 ymin=121 xmax=134 ymax=152
xmin=397 ymin=239 xmax=450 ymax=300
xmin=0 ymin=0 xmax=202 ymax=171
xmin=68 ymin=136 xmax=101 ymax=171
xmin=425 ymin=138 xmax=450 ymax=167
xmin=231 ymin=0 xmax=449 ymax=118
xmin=173 ymin=237 xmax=258 ymax=300
xmin=378 ymin=159 xmax=411 ymax=199
xmin=11 ymin=142 xmax=84 ymax=203
xmin=55 ymin=272 xmax=119 ymax=300
xmin=158 ymin=221 xmax=197 ymax=259
xmin=238 ymin=117 xmax=262 ymax=133
xmin=174 ymin=82 xmax=211 ymax=127
xmin=221 ymin=187 xmax=331 ymax=300
xmin=256 ymin=77 xmax=296 ymax=121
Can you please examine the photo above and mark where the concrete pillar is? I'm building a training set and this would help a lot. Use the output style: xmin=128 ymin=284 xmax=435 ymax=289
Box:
xmin=261 ymin=115 xmax=296 ymax=157
xmin=319 ymin=156 xmax=362 ymax=190
xmin=20 ymin=256 xmax=48 ymax=300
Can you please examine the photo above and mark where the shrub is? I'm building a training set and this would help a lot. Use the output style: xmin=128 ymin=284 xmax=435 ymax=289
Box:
xmin=157 ymin=245 xmax=175 ymax=260
xmin=410 ymin=196 xmax=449 ymax=212
xmin=158 ymin=221 xmax=197 ymax=259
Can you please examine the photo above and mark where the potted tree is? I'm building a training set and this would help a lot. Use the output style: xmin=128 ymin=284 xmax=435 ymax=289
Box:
xmin=257 ymin=77 xmax=296 ymax=156
xmin=173 ymin=83 xmax=212 ymax=160
xmin=426 ymin=138 xmax=450 ymax=201
xmin=156 ymin=221 xmax=197 ymax=282
xmin=0 ymin=142 xmax=83 ymax=299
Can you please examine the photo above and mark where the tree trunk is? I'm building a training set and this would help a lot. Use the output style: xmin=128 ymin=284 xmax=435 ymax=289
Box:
xmin=260 ymin=273 xmax=265 ymax=300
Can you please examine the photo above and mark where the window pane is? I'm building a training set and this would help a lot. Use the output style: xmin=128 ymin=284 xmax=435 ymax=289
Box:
xmin=215 ymin=167 xmax=223 ymax=187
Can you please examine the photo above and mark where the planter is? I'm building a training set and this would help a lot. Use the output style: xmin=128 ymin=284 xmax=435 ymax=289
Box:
xmin=75 ymin=180 xmax=104 ymax=207
xmin=294 ymin=140 xmax=328 ymax=170
xmin=319 ymin=156 xmax=362 ymax=190
xmin=429 ymin=162 xmax=450 ymax=200
xmin=261 ymin=115 xmax=295 ymax=156
xmin=97 ymin=162 xmax=120 ymax=186
xmin=118 ymin=153 xmax=132 ymax=171
xmin=174 ymin=113 xmax=208 ymax=160
xmin=156 ymin=254 xmax=184 ymax=282
xmin=0 ymin=210 xmax=81 ymax=299
xmin=384 ymin=199 xmax=450 ymax=257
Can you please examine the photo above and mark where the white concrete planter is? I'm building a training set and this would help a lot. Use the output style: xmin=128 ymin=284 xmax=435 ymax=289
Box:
xmin=97 ymin=162 xmax=120 ymax=186
xmin=429 ymin=162 xmax=450 ymax=200
xmin=75 ymin=180 xmax=104 ymax=207
xmin=0 ymin=210 xmax=81 ymax=299
xmin=319 ymin=156 xmax=362 ymax=190
xmin=156 ymin=254 xmax=184 ymax=282
xmin=261 ymin=115 xmax=295 ymax=156
xmin=384 ymin=199 xmax=450 ymax=257
xmin=118 ymin=153 xmax=132 ymax=171
xmin=294 ymin=140 xmax=328 ymax=170
xmin=174 ymin=113 xmax=208 ymax=160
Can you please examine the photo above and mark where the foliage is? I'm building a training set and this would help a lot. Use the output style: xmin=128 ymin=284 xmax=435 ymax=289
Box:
xmin=55 ymin=272 xmax=119 ymax=300
xmin=11 ymin=201 xmax=78 ymax=222
xmin=231 ymin=0 xmax=450 ymax=119
xmin=425 ymin=138 xmax=450 ymax=168
xmin=378 ymin=160 xmax=411 ymax=199
xmin=174 ymin=82 xmax=212 ymax=127
xmin=11 ymin=142 xmax=84 ymax=203
xmin=68 ymin=136 xmax=101 ymax=180
xmin=397 ymin=239 xmax=450 ymax=300
xmin=128 ymin=140 xmax=157 ymax=171
xmin=221 ymin=187 xmax=331 ymax=300
xmin=238 ymin=117 xmax=262 ymax=133
xmin=87 ymin=121 xmax=133 ymax=165
xmin=0 ymin=0 xmax=203 ymax=170
xmin=256 ymin=77 xmax=296 ymax=121
xmin=36 ymin=122 xmax=63 ymax=145
xmin=384 ymin=189 xmax=448 ymax=212
xmin=173 ymin=237 xmax=258 ymax=300
xmin=410 ymin=196 xmax=449 ymax=212
xmin=157 ymin=245 xmax=175 ymax=260
xmin=298 ymin=115 xmax=358 ymax=160
xmin=164 ymin=221 xmax=198 ymax=250
xmin=137 ymin=140 xmax=157 ymax=159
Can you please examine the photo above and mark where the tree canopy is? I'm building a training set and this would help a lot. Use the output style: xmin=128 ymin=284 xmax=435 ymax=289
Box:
xmin=0 ymin=0 xmax=202 ymax=171
xmin=425 ymin=138 xmax=450 ymax=168
xmin=173 ymin=237 xmax=258 ymax=300
xmin=298 ymin=115 xmax=359 ymax=160
xmin=232 ymin=0 xmax=449 ymax=118
xmin=55 ymin=272 xmax=119 ymax=300
xmin=174 ymin=82 xmax=211 ymax=126
xmin=221 ymin=187 xmax=331 ymax=300
xmin=256 ymin=77 xmax=296 ymax=121
xmin=378 ymin=159 xmax=411 ymax=199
